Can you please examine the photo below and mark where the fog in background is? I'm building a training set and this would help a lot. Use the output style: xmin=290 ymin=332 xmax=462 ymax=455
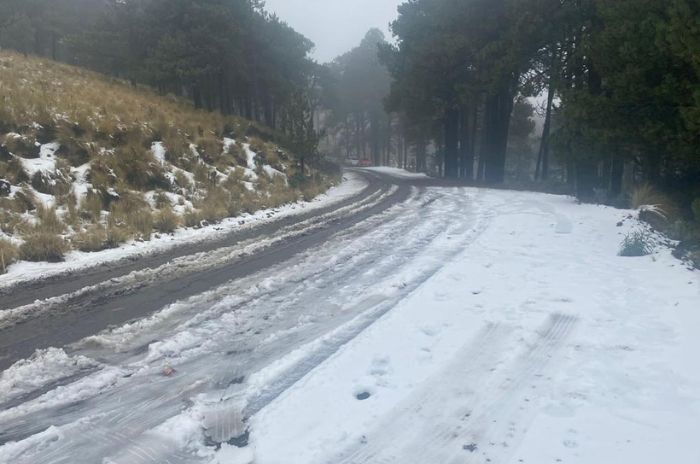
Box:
xmin=264 ymin=0 xmax=403 ymax=62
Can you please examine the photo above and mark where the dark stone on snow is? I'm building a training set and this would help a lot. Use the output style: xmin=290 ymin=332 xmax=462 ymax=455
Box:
xmin=0 ymin=179 xmax=10 ymax=197
xmin=638 ymin=208 xmax=668 ymax=232
xmin=0 ymin=145 xmax=11 ymax=161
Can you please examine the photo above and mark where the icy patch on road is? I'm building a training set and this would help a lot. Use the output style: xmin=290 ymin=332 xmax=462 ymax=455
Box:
xmin=0 ymin=348 xmax=98 ymax=404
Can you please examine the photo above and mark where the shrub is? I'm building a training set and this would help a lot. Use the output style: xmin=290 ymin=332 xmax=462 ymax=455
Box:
xmin=114 ymin=145 xmax=169 ymax=191
xmin=174 ymin=171 xmax=193 ymax=192
xmin=692 ymin=199 xmax=700 ymax=223
xmin=619 ymin=230 xmax=654 ymax=257
xmin=55 ymin=138 xmax=91 ymax=167
xmin=79 ymin=191 xmax=103 ymax=221
xmin=630 ymin=184 xmax=679 ymax=222
xmin=226 ymin=141 xmax=248 ymax=167
xmin=0 ymin=157 xmax=29 ymax=184
xmin=0 ymin=238 xmax=19 ymax=273
xmin=196 ymin=187 xmax=232 ymax=222
xmin=183 ymin=208 xmax=203 ymax=228
xmin=105 ymin=223 xmax=131 ymax=248
xmin=153 ymin=190 xmax=171 ymax=209
xmin=73 ymin=226 xmax=109 ymax=252
xmin=12 ymin=188 xmax=37 ymax=213
xmin=35 ymin=205 xmax=65 ymax=234
xmin=0 ymin=208 xmax=27 ymax=235
xmin=110 ymin=192 xmax=153 ymax=240
xmin=3 ymin=134 xmax=39 ymax=158
xmin=194 ymin=135 xmax=225 ymax=165
xmin=31 ymin=170 xmax=71 ymax=196
xmin=20 ymin=232 xmax=69 ymax=262
xmin=153 ymin=206 xmax=180 ymax=234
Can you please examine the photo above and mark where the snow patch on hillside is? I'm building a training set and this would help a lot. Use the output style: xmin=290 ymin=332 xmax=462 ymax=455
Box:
xmin=0 ymin=172 xmax=367 ymax=289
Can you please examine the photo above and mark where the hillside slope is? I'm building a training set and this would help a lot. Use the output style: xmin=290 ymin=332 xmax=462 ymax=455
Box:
xmin=0 ymin=51 xmax=334 ymax=272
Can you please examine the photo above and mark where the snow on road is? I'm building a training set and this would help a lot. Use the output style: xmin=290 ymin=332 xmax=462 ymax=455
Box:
xmin=363 ymin=166 xmax=429 ymax=179
xmin=0 ymin=171 xmax=368 ymax=290
xmin=0 ymin=185 xmax=698 ymax=464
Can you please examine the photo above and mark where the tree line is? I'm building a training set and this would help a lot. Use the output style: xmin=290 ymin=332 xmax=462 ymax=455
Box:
xmin=373 ymin=0 xmax=699 ymax=204
xmin=0 ymin=0 xmax=322 ymax=159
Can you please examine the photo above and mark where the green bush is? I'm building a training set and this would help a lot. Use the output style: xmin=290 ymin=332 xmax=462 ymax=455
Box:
xmin=619 ymin=230 xmax=654 ymax=257
xmin=20 ymin=232 xmax=69 ymax=262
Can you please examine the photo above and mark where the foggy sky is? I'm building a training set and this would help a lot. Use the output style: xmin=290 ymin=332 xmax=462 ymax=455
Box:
xmin=263 ymin=0 xmax=404 ymax=63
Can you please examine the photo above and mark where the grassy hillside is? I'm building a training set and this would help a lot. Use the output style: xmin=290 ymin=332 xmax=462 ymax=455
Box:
xmin=0 ymin=51 xmax=334 ymax=272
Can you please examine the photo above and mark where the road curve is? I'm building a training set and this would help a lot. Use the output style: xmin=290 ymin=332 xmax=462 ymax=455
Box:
xmin=0 ymin=170 xmax=435 ymax=371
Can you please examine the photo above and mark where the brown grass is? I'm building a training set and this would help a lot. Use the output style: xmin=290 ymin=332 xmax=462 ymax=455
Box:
xmin=0 ymin=238 xmax=19 ymax=273
xmin=0 ymin=50 xmax=334 ymax=264
xmin=19 ymin=232 xmax=69 ymax=262
xmin=630 ymin=184 xmax=680 ymax=223
xmin=73 ymin=225 xmax=110 ymax=252
xmin=153 ymin=206 xmax=180 ymax=234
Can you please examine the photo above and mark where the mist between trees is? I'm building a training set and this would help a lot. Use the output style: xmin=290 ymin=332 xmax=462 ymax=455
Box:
xmin=1 ymin=0 xmax=699 ymax=210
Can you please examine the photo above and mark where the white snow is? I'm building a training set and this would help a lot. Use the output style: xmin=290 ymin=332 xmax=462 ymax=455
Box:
xmin=363 ymin=166 xmax=429 ymax=179
xmin=18 ymin=143 xmax=60 ymax=177
xmin=243 ymin=189 xmax=700 ymax=464
xmin=262 ymin=164 xmax=286 ymax=182
xmin=1 ymin=185 xmax=698 ymax=464
xmin=151 ymin=141 xmax=166 ymax=165
xmin=70 ymin=163 xmax=91 ymax=201
xmin=242 ymin=143 xmax=257 ymax=170
xmin=0 ymin=348 xmax=97 ymax=404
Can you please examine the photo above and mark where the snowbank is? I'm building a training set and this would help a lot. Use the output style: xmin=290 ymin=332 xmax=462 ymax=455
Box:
xmin=362 ymin=166 xmax=429 ymax=179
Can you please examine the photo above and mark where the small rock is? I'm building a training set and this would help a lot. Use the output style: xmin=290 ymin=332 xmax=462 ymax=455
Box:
xmin=463 ymin=443 xmax=478 ymax=452
xmin=0 ymin=179 xmax=10 ymax=197
xmin=616 ymin=221 xmax=623 ymax=227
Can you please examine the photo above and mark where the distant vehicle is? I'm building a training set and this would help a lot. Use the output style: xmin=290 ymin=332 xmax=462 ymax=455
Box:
xmin=346 ymin=158 xmax=360 ymax=166
xmin=359 ymin=159 xmax=373 ymax=167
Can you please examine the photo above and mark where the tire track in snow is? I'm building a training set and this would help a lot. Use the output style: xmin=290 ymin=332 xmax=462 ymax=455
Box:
xmin=337 ymin=313 xmax=578 ymax=464
xmin=0 ymin=187 xmax=487 ymax=463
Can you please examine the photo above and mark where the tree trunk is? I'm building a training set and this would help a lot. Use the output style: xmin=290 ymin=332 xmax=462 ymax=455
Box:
xmin=482 ymin=84 xmax=514 ymax=184
xmin=610 ymin=153 xmax=624 ymax=199
xmin=416 ymin=141 xmax=427 ymax=173
xmin=536 ymin=72 xmax=556 ymax=181
xmin=459 ymin=104 xmax=475 ymax=180
xmin=444 ymin=108 xmax=460 ymax=179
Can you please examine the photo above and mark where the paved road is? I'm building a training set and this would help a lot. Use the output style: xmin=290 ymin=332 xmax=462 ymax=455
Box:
xmin=1 ymin=170 xmax=697 ymax=464
xmin=0 ymin=170 xmax=474 ymax=464
xmin=0 ymin=170 xmax=425 ymax=371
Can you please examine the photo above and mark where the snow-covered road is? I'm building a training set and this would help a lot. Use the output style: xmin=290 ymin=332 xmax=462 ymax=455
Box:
xmin=1 ymin=174 xmax=698 ymax=464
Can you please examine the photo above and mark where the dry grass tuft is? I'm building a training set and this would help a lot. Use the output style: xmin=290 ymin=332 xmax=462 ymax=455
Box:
xmin=73 ymin=225 xmax=110 ymax=252
xmin=0 ymin=50 xmax=334 ymax=265
xmin=0 ymin=238 xmax=19 ymax=273
xmin=630 ymin=184 xmax=679 ymax=220
xmin=19 ymin=232 xmax=69 ymax=262
xmin=153 ymin=206 xmax=180 ymax=234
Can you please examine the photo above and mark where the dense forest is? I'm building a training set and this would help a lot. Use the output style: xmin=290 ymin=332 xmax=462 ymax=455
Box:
xmin=1 ymin=0 xmax=698 ymax=211
xmin=0 ymin=0 xmax=322 ymax=159
xmin=377 ymin=0 xmax=700 ymax=207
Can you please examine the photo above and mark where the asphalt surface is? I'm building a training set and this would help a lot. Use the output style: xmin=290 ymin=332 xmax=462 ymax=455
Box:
xmin=0 ymin=170 xmax=446 ymax=371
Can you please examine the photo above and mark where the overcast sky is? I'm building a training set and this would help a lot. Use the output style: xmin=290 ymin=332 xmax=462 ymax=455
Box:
xmin=263 ymin=0 xmax=404 ymax=63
